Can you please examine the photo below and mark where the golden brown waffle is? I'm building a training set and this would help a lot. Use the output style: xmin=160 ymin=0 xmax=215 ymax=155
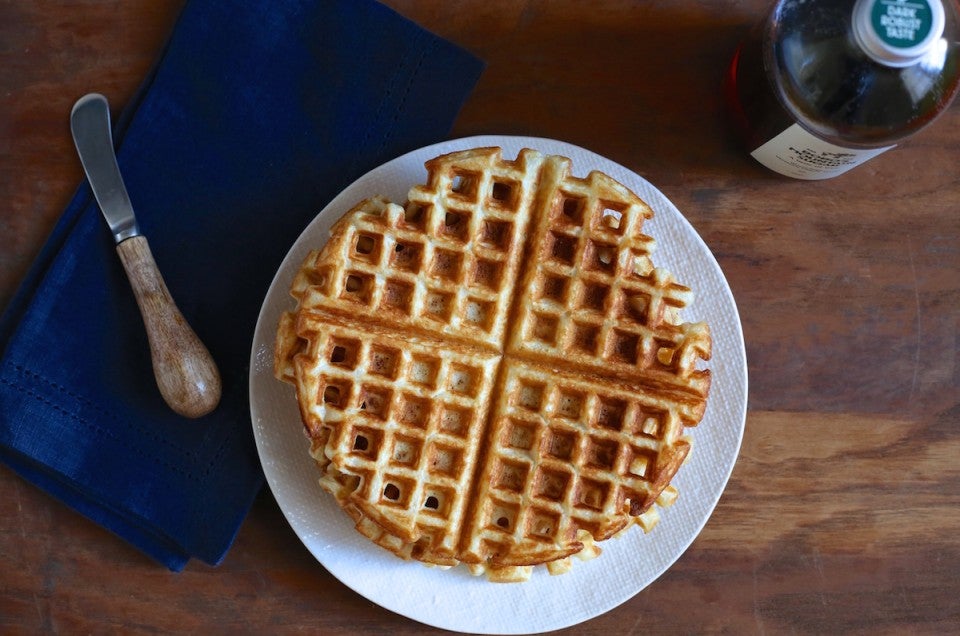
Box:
xmin=275 ymin=147 xmax=711 ymax=581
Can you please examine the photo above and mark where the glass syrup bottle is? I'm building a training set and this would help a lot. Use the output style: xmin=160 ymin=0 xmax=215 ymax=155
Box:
xmin=725 ymin=0 xmax=960 ymax=179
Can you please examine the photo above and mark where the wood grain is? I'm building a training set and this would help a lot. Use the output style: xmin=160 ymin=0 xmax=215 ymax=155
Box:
xmin=2 ymin=0 xmax=959 ymax=633
xmin=116 ymin=235 xmax=221 ymax=418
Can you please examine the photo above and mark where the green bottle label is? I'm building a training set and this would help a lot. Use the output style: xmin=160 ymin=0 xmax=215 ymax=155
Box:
xmin=871 ymin=0 xmax=934 ymax=47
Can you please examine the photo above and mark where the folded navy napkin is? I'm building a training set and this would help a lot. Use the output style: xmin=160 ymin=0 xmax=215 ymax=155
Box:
xmin=0 ymin=0 xmax=482 ymax=570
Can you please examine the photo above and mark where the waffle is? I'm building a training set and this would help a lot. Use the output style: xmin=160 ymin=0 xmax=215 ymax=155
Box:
xmin=275 ymin=147 xmax=711 ymax=581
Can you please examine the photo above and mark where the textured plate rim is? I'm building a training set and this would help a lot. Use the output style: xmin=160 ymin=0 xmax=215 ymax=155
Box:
xmin=249 ymin=135 xmax=747 ymax=634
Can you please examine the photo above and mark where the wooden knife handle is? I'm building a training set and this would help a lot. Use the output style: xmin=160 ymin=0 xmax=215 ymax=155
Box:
xmin=116 ymin=235 xmax=221 ymax=418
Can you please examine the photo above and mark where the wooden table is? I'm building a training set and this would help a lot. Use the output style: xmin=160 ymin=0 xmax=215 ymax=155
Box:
xmin=2 ymin=1 xmax=958 ymax=633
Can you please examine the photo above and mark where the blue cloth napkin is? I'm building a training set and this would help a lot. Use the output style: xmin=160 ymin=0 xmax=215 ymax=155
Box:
xmin=0 ymin=0 xmax=482 ymax=570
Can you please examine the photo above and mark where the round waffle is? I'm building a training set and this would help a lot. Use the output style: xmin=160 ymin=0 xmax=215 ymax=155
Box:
xmin=275 ymin=147 xmax=711 ymax=581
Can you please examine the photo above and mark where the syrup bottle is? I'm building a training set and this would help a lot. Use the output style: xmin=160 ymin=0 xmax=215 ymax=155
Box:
xmin=725 ymin=0 xmax=960 ymax=179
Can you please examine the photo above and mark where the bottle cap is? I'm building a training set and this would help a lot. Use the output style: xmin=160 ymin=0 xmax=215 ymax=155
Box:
xmin=853 ymin=0 xmax=945 ymax=67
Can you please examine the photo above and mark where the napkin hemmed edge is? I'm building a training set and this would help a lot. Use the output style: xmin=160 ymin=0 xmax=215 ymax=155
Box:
xmin=0 ymin=441 xmax=264 ymax=571
xmin=0 ymin=447 xmax=192 ymax=570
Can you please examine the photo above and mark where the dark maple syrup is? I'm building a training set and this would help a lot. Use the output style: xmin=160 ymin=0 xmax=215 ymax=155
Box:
xmin=726 ymin=0 xmax=960 ymax=179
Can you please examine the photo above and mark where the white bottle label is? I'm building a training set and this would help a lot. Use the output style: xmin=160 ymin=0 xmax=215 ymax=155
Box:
xmin=750 ymin=123 xmax=896 ymax=179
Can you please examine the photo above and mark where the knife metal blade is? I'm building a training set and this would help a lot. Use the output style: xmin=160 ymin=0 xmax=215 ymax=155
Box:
xmin=70 ymin=93 xmax=140 ymax=243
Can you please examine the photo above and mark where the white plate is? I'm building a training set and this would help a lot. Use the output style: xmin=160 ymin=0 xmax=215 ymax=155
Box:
xmin=249 ymin=136 xmax=747 ymax=634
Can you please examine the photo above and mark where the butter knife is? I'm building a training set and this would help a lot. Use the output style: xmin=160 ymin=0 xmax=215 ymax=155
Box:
xmin=70 ymin=93 xmax=221 ymax=418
